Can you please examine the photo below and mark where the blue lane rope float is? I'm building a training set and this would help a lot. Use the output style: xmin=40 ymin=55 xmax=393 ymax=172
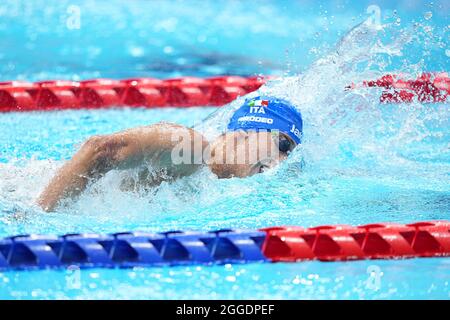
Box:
xmin=0 ymin=221 xmax=449 ymax=271
xmin=0 ymin=230 xmax=268 ymax=270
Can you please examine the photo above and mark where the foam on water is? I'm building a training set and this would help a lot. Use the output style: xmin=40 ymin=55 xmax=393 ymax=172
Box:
xmin=0 ymin=10 xmax=449 ymax=299
xmin=199 ymin=18 xmax=449 ymax=191
xmin=0 ymin=18 xmax=448 ymax=239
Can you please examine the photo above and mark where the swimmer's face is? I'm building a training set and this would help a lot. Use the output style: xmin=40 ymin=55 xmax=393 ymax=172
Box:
xmin=207 ymin=130 xmax=296 ymax=178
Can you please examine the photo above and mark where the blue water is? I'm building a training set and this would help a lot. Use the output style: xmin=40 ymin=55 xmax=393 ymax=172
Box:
xmin=0 ymin=0 xmax=448 ymax=80
xmin=0 ymin=0 xmax=449 ymax=299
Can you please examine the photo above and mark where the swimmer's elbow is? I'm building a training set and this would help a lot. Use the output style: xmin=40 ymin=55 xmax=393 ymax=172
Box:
xmin=36 ymin=135 xmax=128 ymax=213
xmin=79 ymin=135 xmax=122 ymax=174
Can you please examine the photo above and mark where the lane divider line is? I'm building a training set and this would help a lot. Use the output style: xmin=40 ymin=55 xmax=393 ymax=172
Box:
xmin=0 ymin=73 xmax=448 ymax=112
xmin=0 ymin=221 xmax=448 ymax=271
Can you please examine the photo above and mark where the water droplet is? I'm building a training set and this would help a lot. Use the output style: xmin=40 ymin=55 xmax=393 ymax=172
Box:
xmin=424 ymin=25 xmax=432 ymax=33
xmin=163 ymin=46 xmax=173 ymax=54
xmin=446 ymin=49 xmax=450 ymax=57
xmin=129 ymin=46 xmax=144 ymax=58
xmin=424 ymin=11 xmax=432 ymax=20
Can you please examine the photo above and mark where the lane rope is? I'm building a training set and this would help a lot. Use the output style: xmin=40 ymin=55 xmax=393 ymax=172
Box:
xmin=0 ymin=73 xmax=448 ymax=112
xmin=0 ymin=221 xmax=448 ymax=271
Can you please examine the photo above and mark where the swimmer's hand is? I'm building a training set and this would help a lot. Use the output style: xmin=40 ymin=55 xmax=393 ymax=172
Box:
xmin=37 ymin=122 xmax=208 ymax=212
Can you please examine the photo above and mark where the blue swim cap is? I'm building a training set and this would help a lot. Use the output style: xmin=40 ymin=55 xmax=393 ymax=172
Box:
xmin=227 ymin=96 xmax=303 ymax=144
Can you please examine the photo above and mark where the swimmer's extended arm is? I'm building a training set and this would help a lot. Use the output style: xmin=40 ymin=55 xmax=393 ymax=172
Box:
xmin=37 ymin=122 xmax=208 ymax=212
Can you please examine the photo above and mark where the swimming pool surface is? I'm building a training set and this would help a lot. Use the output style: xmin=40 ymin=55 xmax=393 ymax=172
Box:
xmin=0 ymin=0 xmax=449 ymax=299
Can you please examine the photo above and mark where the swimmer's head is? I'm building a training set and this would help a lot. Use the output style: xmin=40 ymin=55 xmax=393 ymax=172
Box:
xmin=227 ymin=96 xmax=303 ymax=145
xmin=207 ymin=96 xmax=303 ymax=178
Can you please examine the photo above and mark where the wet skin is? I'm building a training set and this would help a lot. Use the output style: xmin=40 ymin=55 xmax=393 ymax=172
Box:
xmin=37 ymin=122 xmax=295 ymax=211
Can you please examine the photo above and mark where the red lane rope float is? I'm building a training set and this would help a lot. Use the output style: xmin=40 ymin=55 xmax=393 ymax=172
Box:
xmin=0 ymin=76 xmax=266 ymax=112
xmin=0 ymin=73 xmax=448 ymax=112
xmin=261 ymin=220 xmax=450 ymax=262
xmin=359 ymin=72 xmax=449 ymax=103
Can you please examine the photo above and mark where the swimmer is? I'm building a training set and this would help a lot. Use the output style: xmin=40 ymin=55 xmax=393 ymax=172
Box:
xmin=37 ymin=96 xmax=303 ymax=211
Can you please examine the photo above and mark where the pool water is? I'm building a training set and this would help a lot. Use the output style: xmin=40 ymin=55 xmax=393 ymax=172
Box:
xmin=0 ymin=0 xmax=449 ymax=299
xmin=1 ymin=0 xmax=448 ymax=80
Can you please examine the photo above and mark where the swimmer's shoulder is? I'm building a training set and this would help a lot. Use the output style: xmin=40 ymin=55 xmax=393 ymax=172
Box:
xmin=122 ymin=121 xmax=208 ymax=147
